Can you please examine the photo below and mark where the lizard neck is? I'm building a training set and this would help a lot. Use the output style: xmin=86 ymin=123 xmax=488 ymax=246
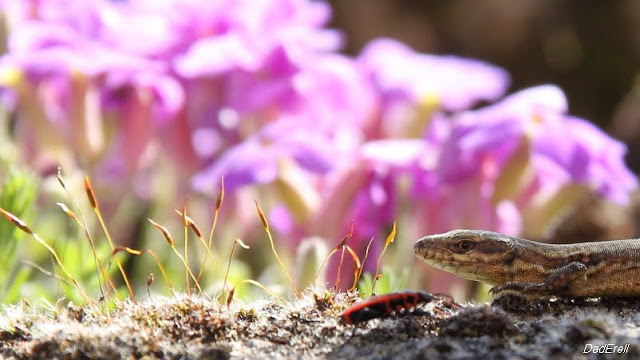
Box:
xmin=505 ymin=236 xmax=640 ymax=283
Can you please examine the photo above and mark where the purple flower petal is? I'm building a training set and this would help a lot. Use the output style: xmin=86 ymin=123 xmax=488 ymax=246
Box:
xmin=174 ymin=34 xmax=259 ymax=77
xmin=192 ymin=138 xmax=279 ymax=193
xmin=359 ymin=37 xmax=510 ymax=111
xmin=360 ymin=139 xmax=425 ymax=167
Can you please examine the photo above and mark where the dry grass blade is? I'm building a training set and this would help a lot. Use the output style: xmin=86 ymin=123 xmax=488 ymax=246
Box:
xmin=173 ymin=209 xmax=222 ymax=279
xmin=222 ymin=238 xmax=250 ymax=305
xmin=83 ymin=176 xmax=98 ymax=209
xmin=215 ymin=177 xmax=224 ymax=211
xmin=56 ymin=202 xmax=77 ymax=221
xmin=181 ymin=200 xmax=190 ymax=296
xmin=350 ymin=237 xmax=374 ymax=292
xmin=314 ymin=221 xmax=354 ymax=286
xmin=344 ymin=245 xmax=361 ymax=291
xmin=55 ymin=202 xmax=117 ymax=300
xmin=0 ymin=207 xmax=97 ymax=310
xmin=112 ymin=246 xmax=174 ymax=295
xmin=173 ymin=210 xmax=203 ymax=238
xmin=227 ymin=279 xmax=286 ymax=309
xmin=84 ymin=176 xmax=136 ymax=303
xmin=201 ymin=177 xmax=224 ymax=284
xmin=255 ymin=200 xmax=269 ymax=230
xmin=254 ymin=201 xmax=300 ymax=298
xmin=372 ymin=221 xmax=396 ymax=295
xmin=0 ymin=206 xmax=32 ymax=234
xmin=235 ymin=238 xmax=250 ymax=249
xmin=226 ymin=287 xmax=236 ymax=309
xmin=148 ymin=218 xmax=204 ymax=296
xmin=57 ymin=169 xmax=110 ymax=303
xmin=147 ymin=273 xmax=154 ymax=299
xmin=148 ymin=218 xmax=174 ymax=246
xmin=22 ymin=260 xmax=74 ymax=288
xmin=333 ymin=246 xmax=347 ymax=291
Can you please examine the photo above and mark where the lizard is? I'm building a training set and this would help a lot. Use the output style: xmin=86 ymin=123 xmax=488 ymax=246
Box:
xmin=413 ymin=229 xmax=640 ymax=297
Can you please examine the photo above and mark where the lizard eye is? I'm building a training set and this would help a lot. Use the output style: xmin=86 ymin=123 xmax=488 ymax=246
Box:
xmin=451 ymin=239 xmax=475 ymax=253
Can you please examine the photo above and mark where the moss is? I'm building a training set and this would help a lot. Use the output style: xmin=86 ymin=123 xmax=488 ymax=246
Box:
xmin=3 ymin=293 xmax=640 ymax=359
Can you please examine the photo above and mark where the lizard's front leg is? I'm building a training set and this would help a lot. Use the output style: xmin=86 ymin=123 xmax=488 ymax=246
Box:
xmin=489 ymin=262 xmax=588 ymax=296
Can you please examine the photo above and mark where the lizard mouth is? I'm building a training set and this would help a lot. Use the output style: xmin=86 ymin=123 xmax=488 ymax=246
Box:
xmin=415 ymin=246 xmax=496 ymax=283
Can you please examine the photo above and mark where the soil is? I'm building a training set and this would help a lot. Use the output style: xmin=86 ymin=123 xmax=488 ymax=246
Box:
xmin=2 ymin=291 xmax=640 ymax=359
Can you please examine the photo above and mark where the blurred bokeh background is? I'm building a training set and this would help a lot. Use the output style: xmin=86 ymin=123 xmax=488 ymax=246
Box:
xmin=331 ymin=0 xmax=640 ymax=134
xmin=0 ymin=0 xmax=639 ymax=304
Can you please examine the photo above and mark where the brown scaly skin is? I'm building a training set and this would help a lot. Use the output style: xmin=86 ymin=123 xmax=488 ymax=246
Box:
xmin=413 ymin=229 xmax=640 ymax=298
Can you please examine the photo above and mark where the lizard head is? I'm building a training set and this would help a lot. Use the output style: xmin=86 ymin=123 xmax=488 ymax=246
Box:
xmin=413 ymin=229 xmax=516 ymax=285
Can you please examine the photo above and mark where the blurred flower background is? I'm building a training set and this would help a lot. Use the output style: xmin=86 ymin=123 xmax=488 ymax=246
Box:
xmin=0 ymin=0 xmax=638 ymax=303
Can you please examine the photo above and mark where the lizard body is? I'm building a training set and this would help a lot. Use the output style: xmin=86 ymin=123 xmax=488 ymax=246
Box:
xmin=413 ymin=229 xmax=640 ymax=297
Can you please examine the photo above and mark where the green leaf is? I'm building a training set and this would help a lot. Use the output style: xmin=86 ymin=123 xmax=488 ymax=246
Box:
xmin=0 ymin=168 xmax=38 ymax=301
xmin=2 ymin=266 xmax=32 ymax=304
xmin=357 ymin=266 xmax=409 ymax=298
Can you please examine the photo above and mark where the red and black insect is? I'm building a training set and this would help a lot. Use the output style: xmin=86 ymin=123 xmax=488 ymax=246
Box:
xmin=340 ymin=290 xmax=436 ymax=325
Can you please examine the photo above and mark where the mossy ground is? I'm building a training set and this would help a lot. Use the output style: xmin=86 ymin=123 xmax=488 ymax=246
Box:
xmin=2 ymin=292 xmax=640 ymax=359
